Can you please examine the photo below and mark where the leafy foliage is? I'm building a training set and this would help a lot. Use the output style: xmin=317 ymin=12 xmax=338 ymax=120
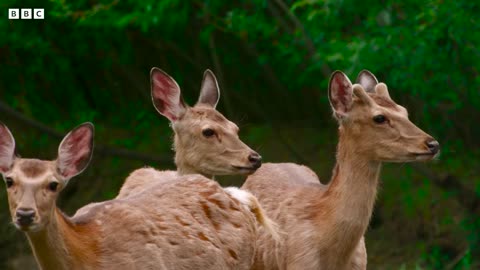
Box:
xmin=0 ymin=0 xmax=479 ymax=268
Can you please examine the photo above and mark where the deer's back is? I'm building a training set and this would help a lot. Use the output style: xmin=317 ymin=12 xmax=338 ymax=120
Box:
xmin=74 ymin=176 xmax=257 ymax=270
xmin=242 ymin=163 xmax=325 ymax=204
xmin=117 ymin=168 xmax=178 ymax=199
xmin=242 ymin=163 xmax=328 ymax=270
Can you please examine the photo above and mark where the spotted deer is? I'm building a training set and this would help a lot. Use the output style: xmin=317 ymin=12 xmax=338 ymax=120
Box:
xmin=117 ymin=68 xmax=262 ymax=198
xmin=0 ymin=122 xmax=278 ymax=270
xmin=242 ymin=70 xmax=440 ymax=270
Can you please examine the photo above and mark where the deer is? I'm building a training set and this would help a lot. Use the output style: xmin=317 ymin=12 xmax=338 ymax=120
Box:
xmin=0 ymin=122 xmax=278 ymax=270
xmin=117 ymin=68 xmax=262 ymax=198
xmin=241 ymin=70 xmax=440 ymax=270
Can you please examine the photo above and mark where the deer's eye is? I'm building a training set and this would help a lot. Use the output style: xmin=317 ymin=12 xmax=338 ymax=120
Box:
xmin=373 ymin=115 xmax=387 ymax=124
xmin=5 ymin=177 xmax=13 ymax=188
xmin=48 ymin=182 xmax=59 ymax=192
xmin=202 ymin=128 xmax=215 ymax=137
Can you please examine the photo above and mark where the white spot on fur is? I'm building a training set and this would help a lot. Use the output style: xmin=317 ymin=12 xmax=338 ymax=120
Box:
xmin=224 ymin=187 xmax=252 ymax=207
xmin=226 ymin=187 xmax=282 ymax=242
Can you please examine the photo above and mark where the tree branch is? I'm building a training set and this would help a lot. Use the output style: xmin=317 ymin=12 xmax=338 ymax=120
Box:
xmin=271 ymin=0 xmax=331 ymax=77
xmin=0 ymin=100 xmax=171 ymax=164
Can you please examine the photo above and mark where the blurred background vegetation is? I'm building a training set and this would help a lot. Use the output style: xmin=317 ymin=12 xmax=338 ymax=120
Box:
xmin=1 ymin=0 xmax=479 ymax=269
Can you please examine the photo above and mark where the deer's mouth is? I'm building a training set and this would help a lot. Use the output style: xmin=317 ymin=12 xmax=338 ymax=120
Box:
xmin=231 ymin=165 xmax=258 ymax=173
xmin=412 ymin=152 xmax=438 ymax=161
xmin=14 ymin=221 xmax=41 ymax=232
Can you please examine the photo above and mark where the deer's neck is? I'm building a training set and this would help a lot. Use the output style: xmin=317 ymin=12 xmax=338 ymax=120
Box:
xmin=26 ymin=208 xmax=99 ymax=270
xmin=173 ymin=133 xmax=207 ymax=178
xmin=175 ymin=163 xmax=214 ymax=179
xmin=174 ymin=138 xmax=214 ymax=179
xmin=316 ymin=130 xmax=381 ymax=257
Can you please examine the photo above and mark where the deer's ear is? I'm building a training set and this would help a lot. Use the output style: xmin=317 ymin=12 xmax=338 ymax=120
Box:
xmin=355 ymin=70 xmax=378 ymax=93
xmin=328 ymin=71 xmax=353 ymax=120
xmin=56 ymin=123 xmax=94 ymax=180
xmin=196 ymin=69 xmax=220 ymax=108
xmin=0 ymin=123 xmax=15 ymax=174
xmin=150 ymin=68 xmax=187 ymax=121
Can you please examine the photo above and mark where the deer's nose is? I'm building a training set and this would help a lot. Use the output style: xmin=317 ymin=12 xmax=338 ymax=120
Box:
xmin=16 ymin=208 xmax=35 ymax=226
xmin=248 ymin=152 xmax=262 ymax=169
xmin=426 ymin=139 xmax=440 ymax=155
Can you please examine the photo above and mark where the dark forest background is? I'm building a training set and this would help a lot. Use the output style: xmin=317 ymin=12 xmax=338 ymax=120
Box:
xmin=1 ymin=0 xmax=479 ymax=269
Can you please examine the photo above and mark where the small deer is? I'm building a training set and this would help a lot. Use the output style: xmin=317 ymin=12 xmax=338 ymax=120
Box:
xmin=118 ymin=68 xmax=262 ymax=197
xmin=242 ymin=70 xmax=440 ymax=270
xmin=0 ymin=122 xmax=277 ymax=270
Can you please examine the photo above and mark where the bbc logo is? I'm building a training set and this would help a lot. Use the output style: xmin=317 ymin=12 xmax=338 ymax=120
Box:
xmin=8 ymin=9 xmax=44 ymax=19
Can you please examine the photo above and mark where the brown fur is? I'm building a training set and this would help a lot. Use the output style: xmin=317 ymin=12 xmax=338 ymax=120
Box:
xmin=19 ymin=159 xmax=48 ymax=178
xmin=117 ymin=70 xmax=262 ymax=199
xmin=0 ymin=122 xmax=274 ymax=270
xmin=172 ymin=104 xmax=255 ymax=177
xmin=57 ymin=210 xmax=101 ymax=268
xmin=370 ymin=94 xmax=398 ymax=109
xmin=189 ymin=106 xmax=229 ymax=123
xmin=114 ymin=69 xmax=280 ymax=248
xmin=4 ymin=159 xmax=262 ymax=269
xmin=149 ymin=68 xmax=260 ymax=178
xmin=242 ymin=73 xmax=438 ymax=270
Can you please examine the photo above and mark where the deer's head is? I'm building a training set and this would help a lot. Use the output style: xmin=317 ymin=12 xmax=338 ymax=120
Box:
xmin=0 ymin=123 xmax=94 ymax=232
xmin=150 ymin=68 xmax=261 ymax=176
xmin=328 ymin=70 xmax=439 ymax=162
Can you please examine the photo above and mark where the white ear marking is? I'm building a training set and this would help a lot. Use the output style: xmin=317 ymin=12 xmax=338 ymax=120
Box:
xmin=224 ymin=187 xmax=252 ymax=206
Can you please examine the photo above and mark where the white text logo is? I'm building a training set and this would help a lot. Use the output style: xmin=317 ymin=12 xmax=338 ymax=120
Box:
xmin=8 ymin=9 xmax=44 ymax=19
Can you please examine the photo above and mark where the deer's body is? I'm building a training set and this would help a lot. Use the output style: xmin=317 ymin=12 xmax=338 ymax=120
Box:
xmin=116 ymin=167 xmax=178 ymax=199
xmin=0 ymin=123 xmax=272 ymax=270
xmin=26 ymin=171 xmax=257 ymax=269
xmin=77 ymin=175 xmax=256 ymax=270
xmin=244 ymin=161 xmax=371 ymax=270
xmin=242 ymin=71 xmax=439 ymax=270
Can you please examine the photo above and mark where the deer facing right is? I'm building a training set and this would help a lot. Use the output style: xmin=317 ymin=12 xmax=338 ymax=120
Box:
xmin=242 ymin=70 xmax=440 ymax=270
xmin=117 ymin=68 xmax=262 ymax=198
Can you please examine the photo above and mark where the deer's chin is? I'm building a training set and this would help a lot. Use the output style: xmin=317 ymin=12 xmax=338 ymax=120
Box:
xmin=14 ymin=222 xmax=42 ymax=233
xmin=413 ymin=153 xmax=439 ymax=161
xmin=231 ymin=165 xmax=258 ymax=174
xmin=378 ymin=152 xmax=438 ymax=163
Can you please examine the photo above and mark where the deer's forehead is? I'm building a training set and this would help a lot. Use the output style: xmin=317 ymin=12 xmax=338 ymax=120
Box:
xmin=190 ymin=107 xmax=227 ymax=122
xmin=186 ymin=108 xmax=240 ymax=132
xmin=353 ymin=93 xmax=407 ymax=114
xmin=373 ymin=101 xmax=408 ymax=119
xmin=11 ymin=159 xmax=54 ymax=181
